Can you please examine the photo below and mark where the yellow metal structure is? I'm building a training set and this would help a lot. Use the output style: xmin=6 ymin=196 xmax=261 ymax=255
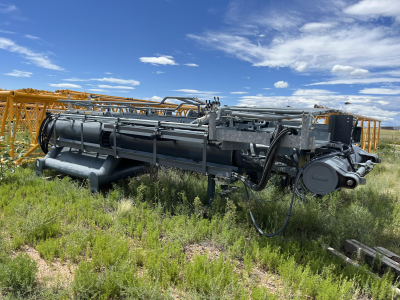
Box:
xmin=0 ymin=88 xmax=195 ymax=164
xmin=0 ymin=88 xmax=382 ymax=165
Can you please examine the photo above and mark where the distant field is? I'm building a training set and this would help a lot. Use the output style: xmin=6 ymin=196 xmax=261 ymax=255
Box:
xmin=380 ymin=129 xmax=400 ymax=141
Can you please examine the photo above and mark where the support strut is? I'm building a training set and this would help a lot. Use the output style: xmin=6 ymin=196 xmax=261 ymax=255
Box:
xmin=207 ymin=174 xmax=215 ymax=205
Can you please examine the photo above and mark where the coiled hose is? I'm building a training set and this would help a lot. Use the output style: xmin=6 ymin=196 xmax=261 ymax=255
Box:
xmin=37 ymin=113 xmax=54 ymax=154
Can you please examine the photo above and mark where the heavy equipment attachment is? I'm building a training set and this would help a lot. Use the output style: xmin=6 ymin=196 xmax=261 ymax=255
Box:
xmin=35 ymin=96 xmax=380 ymax=235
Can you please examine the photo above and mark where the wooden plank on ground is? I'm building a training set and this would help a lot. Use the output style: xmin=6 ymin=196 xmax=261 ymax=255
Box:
xmin=327 ymin=246 xmax=360 ymax=268
xmin=375 ymin=247 xmax=400 ymax=266
xmin=344 ymin=239 xmax=400 ymax=277
xmin=327 ymin=246 xmax=400 ymax=297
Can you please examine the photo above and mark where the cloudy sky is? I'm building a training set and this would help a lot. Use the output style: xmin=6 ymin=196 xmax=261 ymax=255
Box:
xmin=1 ymin=0 xmax=400 ymax=124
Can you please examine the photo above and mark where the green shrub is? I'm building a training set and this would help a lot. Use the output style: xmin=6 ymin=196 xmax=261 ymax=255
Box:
xmin=251 ymin=286 xmax=278 ymax=300
xmin=91 ymin=233 xmax=129 ymax=269
xmin=18 ymin=207 xmax=61 ymax=244
xmin=72 ymin=261 xmax=99 ymax=299
xmin=0 ymin=253 xmax=38 ymax=297
xmin=36 ymin=238 xmax=62 ymax=262
xmin=182 ymin=254 xmax=239 ymax=297
xmin=1 ymin=147 xmax=399 ymax=299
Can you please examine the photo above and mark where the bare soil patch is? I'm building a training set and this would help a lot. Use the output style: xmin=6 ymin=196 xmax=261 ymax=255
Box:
xmin=11 ymin=245 xmax=76 ymax=288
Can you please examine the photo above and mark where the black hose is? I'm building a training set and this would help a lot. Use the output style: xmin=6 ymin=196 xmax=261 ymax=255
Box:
xmin=242 ymin=151 xmax=344 ymax=237
xmin=37 ymin=113 xmax=54 ymax=154
xmin=233 ymin=126 xmax=298 ymax=191
xmin=249 ymin=188 xmax=290 ymax=203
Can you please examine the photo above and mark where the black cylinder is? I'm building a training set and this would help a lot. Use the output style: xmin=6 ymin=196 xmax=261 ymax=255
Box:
xmin=49 ymin=119 xmax=235 ymax=167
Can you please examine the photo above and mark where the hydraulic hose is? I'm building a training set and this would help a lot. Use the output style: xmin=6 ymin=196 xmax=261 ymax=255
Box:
xmin=37 ymin=113 xmax=54 ymax=154
xmin=233 ymin=126 xmax=298 ymax=191
xmin=242 ymin=151 xmax=346 ymax=237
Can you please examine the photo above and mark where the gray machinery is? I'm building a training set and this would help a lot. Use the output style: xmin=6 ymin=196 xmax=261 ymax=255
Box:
xmin=35 ymin=96 xmax=380 ymax=236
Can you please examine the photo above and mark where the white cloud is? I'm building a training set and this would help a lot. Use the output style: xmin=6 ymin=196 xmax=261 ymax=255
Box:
xmin=188 ymin=22 xmax=400 ymax=72
xmin=173 ymin=89 xmax=223 ymax=100
xmin=309 ymin=77 xmax=400 ymax=85
xmin=151 ymin=96 xmax=163 ymax=101
xmin=0 ymin=29 xmax=15 ymax=34
xmin=344 ymin=0 xmax=400 ymax=18
xmin=24 ymin=34 xmax=40 ymax=40
xmin=293 ymin=89 xmax=337 ymax=96
xmin=332 ymin=65 xmax=355 ymax=73
xmin=49 ymin=83 xmax=81 ymax=89
xmin=139 ymin=55 xmax=177 ymax=66
xmin=97 ymin=85 xmax=135 ymax=90
xmin=359 ymin=88 xmax=400 ymax=95
xmin=237 ymin=94 xmax=399 ymax=124
xmin=4 ymin=69 xmax=32 ymax=77
xmin=350 ymin=68 xmax=369 ymax=77
xmin=95 ymin=77 xmax=140 ymax=85
xmin=104 ymin=72 xmax=112 ymax=75
xmin=184 ymin=63 xmax=199 ymax=67
xmin=331 ymin=65 xmax=369 ymax=77
xmin=174 ymin=89 xmax=220 ymax=94
xmin=291 ymin=61 xmax=308 ymax=72
xmin=377 ymin=100 xmax=390 ymax=105
xmin=88 ymin=89 xmax=108 ymax=92
xmin=244 ymin=87 xmax=250 ymax=89
xmin=64 ymin=77 xmax=140 ymax=86
xmin=63 ymin=77 xmax=87 ymax=81
xmin=243 ymin=76 xmax=250 ymax=79
xmin=344 ymin=104 xmax=398 ymax=122
xmin=300 ymin=22 xmax=335 ymax=32
xmin=263 ymin=88 xmax=271 ymax=90
xmin=230 ymin=91 xmax=248 ymax=94
xmin=0 ymin=4 xmax=17 ymax=14
xmin=155 ymin=71 xmax=164 ymax=74
xmin=274 ymin=81 xmax=289 ymax=88
xmin=0 ymin=37 xmax=63 ymax=70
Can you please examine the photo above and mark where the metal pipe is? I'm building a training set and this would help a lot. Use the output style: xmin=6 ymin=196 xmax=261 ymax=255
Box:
xmin=356 ymin=160 xmax=373 ymax=176
xmin=231 ymin=112 xmax=302 ymax=121
xmin=54 ymin=114 xmax=210 ymax=131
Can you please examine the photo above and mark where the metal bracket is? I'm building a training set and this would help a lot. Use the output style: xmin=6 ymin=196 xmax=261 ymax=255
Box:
xmin=113 ymin=123 xmax=118 ymax=158
xmin=209 ymin=111 xmax=217 ymax=140
xmin=300 ymin=113 xmax=312 ymax=150
xmin=53 ymin=117 xmax=58 ymax=147
xmin=80 ymin=121 xmax=84 ymax=152
xmin=202 ymin=133 xmax=208 ymax=175
xmin=152 ymin=126 xmax=160 ymax=165
xmin=153 ymin=137 xmax=157 ymax=165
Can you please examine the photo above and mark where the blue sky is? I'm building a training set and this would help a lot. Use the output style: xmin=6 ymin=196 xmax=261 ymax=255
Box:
xmin=1 ymin=0 xmax=400 ymax=125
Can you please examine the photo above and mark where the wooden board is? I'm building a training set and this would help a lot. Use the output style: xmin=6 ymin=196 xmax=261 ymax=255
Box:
xmin=344 ymin=239 xmax=400 ymax=277
xmin=375 ymin=247 xmax=400 ymax=265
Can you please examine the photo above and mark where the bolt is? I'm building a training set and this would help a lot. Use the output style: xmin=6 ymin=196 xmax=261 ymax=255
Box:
xmin=347 ymin=179 xmax=354 ymax=186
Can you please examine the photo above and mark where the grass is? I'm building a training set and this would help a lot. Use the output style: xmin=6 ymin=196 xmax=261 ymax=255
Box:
xmin=0 ymin=137 xmax=399 ymax=298
xmin=379 ymin=129 xmax=400 ymax=142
